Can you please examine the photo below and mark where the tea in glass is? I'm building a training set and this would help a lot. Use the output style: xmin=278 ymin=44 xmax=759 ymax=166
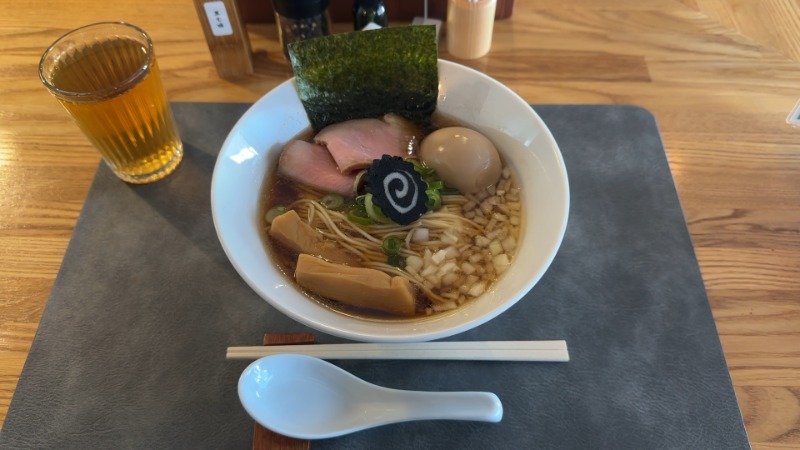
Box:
xmin=39 ymin=22 xmax=182 ymax=183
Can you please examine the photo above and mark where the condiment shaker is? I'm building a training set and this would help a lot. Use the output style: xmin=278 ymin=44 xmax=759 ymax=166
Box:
xmin=273 ymin=0 xmax=332 ymax=59
xmin=446 ymin=0 xmax=497 ymax=59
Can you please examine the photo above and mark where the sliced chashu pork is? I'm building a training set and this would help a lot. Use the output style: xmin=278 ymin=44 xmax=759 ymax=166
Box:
xmin=314 ymin=118 xmax=411 ymax=173
xmin=295 ymin=254 xmax=417 ymax=316
xmin=278 ymin=140 xmax=356 ymax=196
xmin=382 ymin=113 xmax=422 ymax=154
xmin=269 ymin=210 xmax=358 ymax=265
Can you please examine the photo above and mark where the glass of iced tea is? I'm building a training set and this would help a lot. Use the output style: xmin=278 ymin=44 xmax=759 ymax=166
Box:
xmin=38 ymin=22 xmax=183 ymax=183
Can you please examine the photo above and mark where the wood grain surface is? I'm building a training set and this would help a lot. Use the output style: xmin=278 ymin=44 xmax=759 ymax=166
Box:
xmin=1 ymin=1 xmax=799 ymax=448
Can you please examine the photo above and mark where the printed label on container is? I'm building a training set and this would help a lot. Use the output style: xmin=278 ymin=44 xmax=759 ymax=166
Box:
xmin=204 ymin=1 xmax=234 ymax=37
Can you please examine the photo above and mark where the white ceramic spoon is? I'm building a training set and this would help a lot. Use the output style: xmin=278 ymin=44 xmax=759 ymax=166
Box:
xmin=238 ymin=354 xmax=503 ymax=439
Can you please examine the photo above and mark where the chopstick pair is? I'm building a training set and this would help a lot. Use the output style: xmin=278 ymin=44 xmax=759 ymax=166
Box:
xmin=226 ymin=340 xmax=569 ymax=362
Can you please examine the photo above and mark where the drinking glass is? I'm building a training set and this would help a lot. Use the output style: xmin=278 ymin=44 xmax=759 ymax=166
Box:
xmin=39 ymin=22 xmax=183 ymax=183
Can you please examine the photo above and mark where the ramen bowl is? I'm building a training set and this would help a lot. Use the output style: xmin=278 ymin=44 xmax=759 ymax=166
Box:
xmin=211 ymin=60 xmax=569 ymax=342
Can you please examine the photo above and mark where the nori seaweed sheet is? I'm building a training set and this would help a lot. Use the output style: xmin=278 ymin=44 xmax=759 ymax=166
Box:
xmin=288 ymin=26 xmax=438 ymax=131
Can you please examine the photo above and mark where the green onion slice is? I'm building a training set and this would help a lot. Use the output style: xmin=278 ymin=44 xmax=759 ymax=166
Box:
xmin=347 ymin=207 xmax=374 ymax=226
xmin=425 ymin=189 xmax=442 ymax=211
xmin=382 ymin=235 xmax=403 ymax=256
xmin=415 ymin=165 xmax=436 ymax=178
xmin=265 ymin=206 xmax=287 ymax=224
xmin=353 ymin=169 xmax=368 ymax=195
xmin=427 ymin=179 xmax=444 ymax=191
xmin=387 ymin=253 xmax=405 ymax=269
xmin=364 ymin=193 xmax=392 ymax=224
xmin=320 ymin=194 xmax=344 ymax=210
xmin=440 ymin=186 xmax=461 ymax=195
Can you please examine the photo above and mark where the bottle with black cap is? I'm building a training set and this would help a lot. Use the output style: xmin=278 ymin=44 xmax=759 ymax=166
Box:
xmin=272 ymin=0 xmax=331 ymax=59
xmin=353 ymin=0 xmax=388 ymax=31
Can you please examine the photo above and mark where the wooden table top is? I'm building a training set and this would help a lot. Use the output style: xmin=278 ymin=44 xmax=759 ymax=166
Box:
xmin=2 ymin=1 xmax=799 ymax=447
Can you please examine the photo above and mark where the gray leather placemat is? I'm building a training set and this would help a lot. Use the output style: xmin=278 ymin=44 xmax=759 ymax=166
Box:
xmin=0 ymin=103 xmax=750 ymax=449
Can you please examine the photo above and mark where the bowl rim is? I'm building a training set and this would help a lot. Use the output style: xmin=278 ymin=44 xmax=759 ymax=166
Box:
xmin=211 ymin=59 xmax=570 ymax=342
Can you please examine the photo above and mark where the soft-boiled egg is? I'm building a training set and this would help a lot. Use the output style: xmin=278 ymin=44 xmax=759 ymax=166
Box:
xmin=419 ymin=127 xmax=502 ymax=194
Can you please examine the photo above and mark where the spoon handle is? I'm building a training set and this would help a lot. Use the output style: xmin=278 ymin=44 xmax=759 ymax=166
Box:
xmin=383 ymin=389 xmax=503 ymax=423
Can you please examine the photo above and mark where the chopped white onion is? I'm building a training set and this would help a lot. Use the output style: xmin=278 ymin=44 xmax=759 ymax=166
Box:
xmin=432 ymin=301 xmax=458 ymax=312
xmin=475 ymin=236 xmax=490 ymax=247
xmin=441 ymin=232 xmax=459 ymax=245
xmin=405 ymin=255 xmax=424 ymax=272
xmin=420 ymin=264 xmax=437 ymax=278
xmin=468 ymin=282 xmax=486 ymax=297
xmin=431 ymin=249 xmax=448 ymax=265
xmin=444 ymin=246 xmax=459 ymax=259
xmin=461 ymin=262 xmax=476 ymax=275
xmin=412 ymin=228 xmax=429 ymax=242
xmin=493 ymin=254 xmax=511 ymax=274
xmin=438 ymin=261 xmax=458 ymax=277
xmin=501 ymin=236 xmax=517 ymax=252
xmin=442 ymin=272 xmax=459 ymax=286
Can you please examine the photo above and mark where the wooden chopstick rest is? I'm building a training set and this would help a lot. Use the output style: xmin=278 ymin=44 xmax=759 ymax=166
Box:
xmin=252 ymin=332 xmax=315 ymax=450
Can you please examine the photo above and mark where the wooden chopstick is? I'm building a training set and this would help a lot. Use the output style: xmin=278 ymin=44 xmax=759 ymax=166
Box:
xmin=227 ymin=340 xmax=569 ymax=362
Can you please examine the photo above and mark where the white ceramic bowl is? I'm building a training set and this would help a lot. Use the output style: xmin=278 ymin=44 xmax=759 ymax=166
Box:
xmin=211 ymin=60 xmax=569 ymax=342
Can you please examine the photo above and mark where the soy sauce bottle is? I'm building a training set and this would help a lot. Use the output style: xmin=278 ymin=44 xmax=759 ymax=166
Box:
xmin=353 ymin=0 xmax=388 ymax=30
